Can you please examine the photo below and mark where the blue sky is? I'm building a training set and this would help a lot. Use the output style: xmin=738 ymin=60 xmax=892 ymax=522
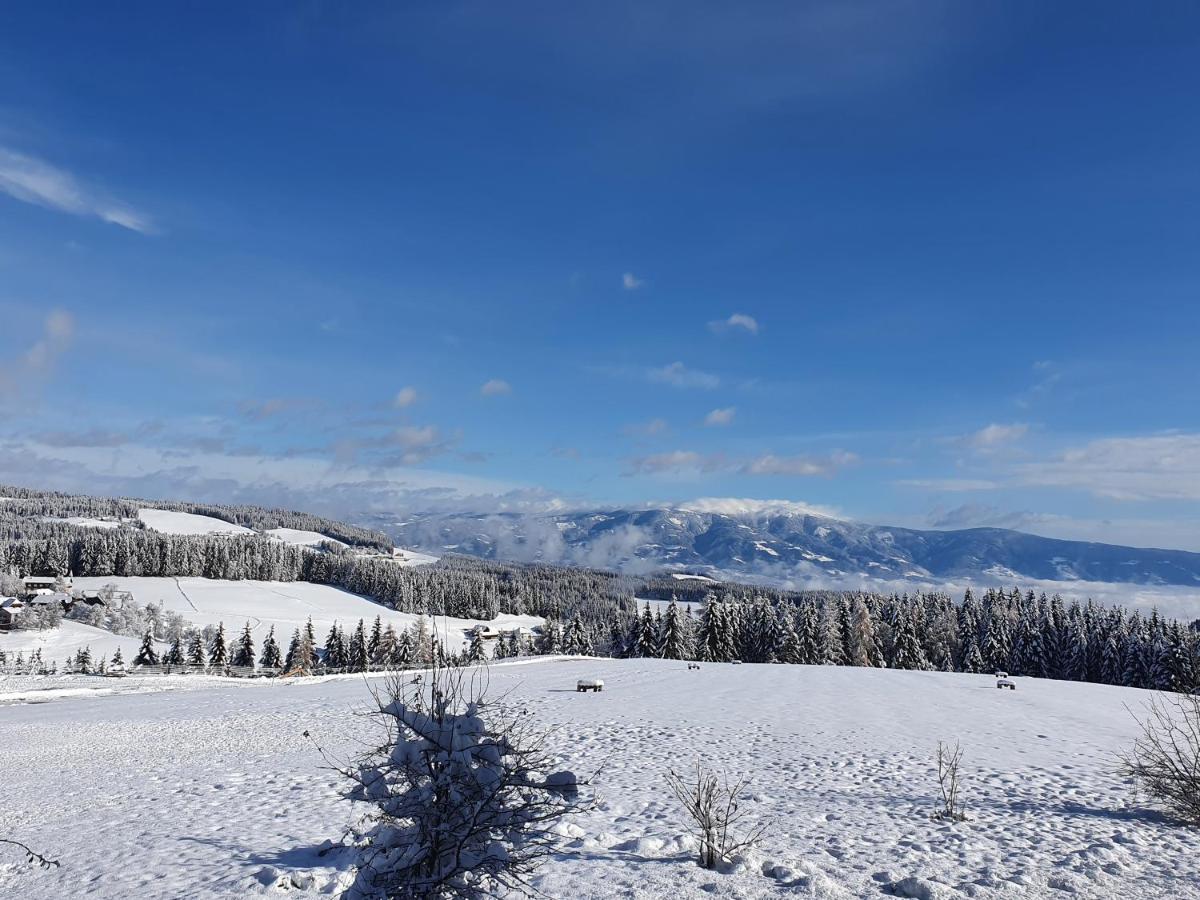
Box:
xmin=1 ymin=1 xmax=1198 ymax=549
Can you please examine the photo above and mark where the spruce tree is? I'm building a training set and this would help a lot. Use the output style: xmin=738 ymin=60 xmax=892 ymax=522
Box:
xmin=348 ymin=619 xmax=369 ymax=672
xmin=209 ymin=622 xmax=229 ymax=672
xmin=134 ymin=629 xmax=159 ymax=667
xmin=466 ymin=631 xmax=488 ymax=663
xmin=660 ymin=598 xmax=692 ymax=660
xmin=164 ymin=633 xmax=184 ymax=667
xmin=187 ymin=631 xmax=207 ymax=668
xmin=325 ymin=623 xmax=346 ymax=670
xmin=111 ymin=646 xmax=125 ymax=671
xmin=284 ymin=628 xmax=301 ymax=671
xmin=260 ymin=626 xmax=282 ymax=670
xmin=636 ymin=604 xmax=659 ymax=657
xmin=232 ymin=621 xmax=256 ymax=668
xmin=565 ymin=613 xmax=593 ymax=656
xmin=367 ymin=615 xmax=383 ymax=664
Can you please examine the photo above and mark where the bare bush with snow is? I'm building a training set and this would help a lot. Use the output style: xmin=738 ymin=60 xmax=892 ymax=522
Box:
xmin=1120 ymin=693 xmax=1200 ymax=825
xmin=338 ymin=661 xmax=588 ymax=898
xmin=665 ymin=761 xmax=769 ymax=870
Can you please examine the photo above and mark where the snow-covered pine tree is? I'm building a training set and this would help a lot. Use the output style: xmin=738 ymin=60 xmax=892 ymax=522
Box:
xmin=367 ymin=615 xmax=383 ymax=664
xmin=847 ymin=596 xmax=885 ymax=668
xmin=392 ymin=629 xmax=414 ymax=669
xmin=699 ymin=601 xmax=735 ymax=663
xmin=466 ymin=631 xmax=488 ymax=664
xmin=164 ymin=633 xmax=184 ymax=667
xmin=660 ymin=598 xmax=692 ymax=660
xmin=232 ymin=621 xmax=256 ymax=668
xmin=565 ymin=613 xmax=593 ymax=656
xmin=324 ymin=623 xmax=346 ymax=671
xmin=888 ymin=603 xmax=931 ymax=671
xmin=635 ymin=603 xmax=658 ymax=658
xmin=209 ymin=622 xmax=229 ymax=672
xmin=110 ymin=646 xmax=124 ymax=671
xmin=187 ymin=631 xmax=207 ymax=668
xmin=815 ymin=601 xmax=844 ymax=666
xmin=284 ymin=628 xmax=300 ymax=671
xmin=376 ymin=623 xmax=398 ymax=667
xmin=134 ymin=629 xmax=159 ymax=667
xmin=794 ymin=603 xmax=821 ymax=665
xmin=777 ymin=608 xmax=802 ymax=665
xmin=260 ymin=626 xmax=282 ymax=670
xmin=348 ymin=619 xmax=369 ymax=672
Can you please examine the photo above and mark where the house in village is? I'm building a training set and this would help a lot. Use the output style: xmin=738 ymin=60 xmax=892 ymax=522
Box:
xmin=22 ymin=575 xmax=72 ymax=597
xmin=0 ymin=597 xmax=24 ymax=631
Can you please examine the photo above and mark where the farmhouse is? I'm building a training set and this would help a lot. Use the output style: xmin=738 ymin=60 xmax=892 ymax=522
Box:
xmin=0 ymin=597 xmax=23 ymax=631
xmin=22 ymin=575 xmax=72 ymax=596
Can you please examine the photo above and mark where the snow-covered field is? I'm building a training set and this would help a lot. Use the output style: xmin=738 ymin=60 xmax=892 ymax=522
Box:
xmin=51 ymin=576 xmax=542 ymax=656
xmin=138 ymin=508 xmax=255 ymax=536
xmin=2 ymin=660 xmax=1197 ymax=899
xmin=0 ymin=619 xmax=151 ymax=667
xmin=1 ymin=577 xmax=542 ymax=669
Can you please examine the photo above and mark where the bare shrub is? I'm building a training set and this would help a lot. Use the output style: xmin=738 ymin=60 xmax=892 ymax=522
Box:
xmin=1120 ymin=693 xmax=1200 ymax=824
xmin=665 ymin=761 xmax=770 ymax=870
xmin=338 ymin=659 xmax=590 ymax=898
xmin=933 ymin=741 xmax=967 ymax=822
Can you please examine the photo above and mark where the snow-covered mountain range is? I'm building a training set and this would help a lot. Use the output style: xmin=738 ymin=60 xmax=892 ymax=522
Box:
xmin=378 ymin=502 xmax=1200 ymax=587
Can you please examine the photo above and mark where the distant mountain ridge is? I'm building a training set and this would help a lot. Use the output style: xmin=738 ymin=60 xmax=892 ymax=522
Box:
xmin=377 ymin=505 xmax=1200 ymax=587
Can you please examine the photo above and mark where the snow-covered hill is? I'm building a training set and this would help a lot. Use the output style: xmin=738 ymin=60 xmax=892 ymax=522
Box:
xmin=138 ymin=507 xmax=257 ymax=536
xmin=383 ymin=505 xmax=1200 ymax=588
xmin=67 ymin=575 xmax=539 ymax=656
xmin=2 ymin=659 xmax=1197 ymax=898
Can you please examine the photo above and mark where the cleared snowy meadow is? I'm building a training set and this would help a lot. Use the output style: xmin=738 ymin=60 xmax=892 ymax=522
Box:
xmin=3 ymin=660 xmax=1199 ymax=899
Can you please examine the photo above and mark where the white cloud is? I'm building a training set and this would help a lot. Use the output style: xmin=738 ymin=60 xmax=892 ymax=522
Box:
xmin=708 ymin=313 xmax=759 ymax=335
xmin=704 ymin=406 xmax=736 ymax=427
xmin=682 ymin=497 xmax=841 ymax=519
xmin=741 ymin=451 xmax=857 ymax=477
xmin=480 ymin=379 xmax=512 ymax=397
xmin=897 ymin=478 xmax=1000 ymax=492
xmin=0 ymin=309 xmax=76 ymax=402
xmin=626 ymin=450 xmax=719 ymax=476
xmin=393 ymin=386 xmax=418 ymax=408
xmin=966 ymin=422 xmax=1028 ymax=450
xmin=622 ymin=272 xmax=643 ymax=290
xmin=0 ymin=147 xmax=152 ymax=234
xmin=624 ymin=418 xmax=669 ymax=438
xmin=1017 ymin=433 xmax=1200 ymax=502
xmin=648 ymin=361 xmax=720 ymax=389
xmin=627 ymin=448 xmax=854 ymax=479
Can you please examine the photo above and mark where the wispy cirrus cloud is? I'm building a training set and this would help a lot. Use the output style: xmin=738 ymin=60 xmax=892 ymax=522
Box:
xmin=1016 ymin=433 xmax=1200 ymax=502
xmin=964 ymin=422 xmax=1028 ymax=450
xmin=742 ymin=450 xmax=857 ymax=477
xmin=647 ymin=361 xmax=720 ymax=389
xmin=708 ymin=313 xmax=759 ymax=335
xmin=897 ymin=477 xmax=1000 ymax=492
xmin=626 ymin=447 xmax=855 ymax=478
xmin=0 ymin=146 xmax=152 ymax=233
xmin=622 ymin=272 xmax=644 ymax=290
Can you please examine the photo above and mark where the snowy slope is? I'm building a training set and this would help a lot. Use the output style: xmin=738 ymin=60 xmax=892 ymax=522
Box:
xmin=0 ymin=619 xmax=155 ymax=666
xmin=138 ymin=508 xmax=254 ymax=536
xmin=264 ymin=527 xmax=347 ymax=548
xmin=2 ymin=660 xmax=1197 ymax=899
xmin=70 ymin=576 xmax=540 ymax=654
